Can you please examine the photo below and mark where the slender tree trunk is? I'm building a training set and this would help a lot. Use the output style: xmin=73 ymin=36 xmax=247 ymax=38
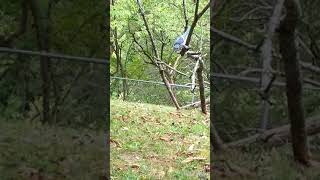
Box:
xmin=113 ymin=28 xmax=128 ymax=100
xmin=121 ymin=72 xmax=128 ymax=100
xmin=28 ymin=0 xmax=51 ymax=123
xmin=196 ymin=59 xmax=207 ymax=114
xmin=21 ymin=55 xmax=31 ymax=114
xmin=167 ymin=75 xmax=177 ymax=100
xmin=279 ymin=0 xmax=310 ymax=165
xmin=118 ymin=49 xmax=128 ymax=100
xmin=159 ymin=67 xmax=180 ymax=109
xmin=259 ymin=0 xmax=284 ymax=130
xmin=111 ymin=0 xmax=128 ymax=98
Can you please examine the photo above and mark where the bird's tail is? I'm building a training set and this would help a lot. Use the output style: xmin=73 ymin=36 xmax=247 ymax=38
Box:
xmin=182 ymin=26 xmax=191 ymax=39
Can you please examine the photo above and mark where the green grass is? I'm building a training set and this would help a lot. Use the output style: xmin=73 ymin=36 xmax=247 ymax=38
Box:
xmin=111 ymin=99 xmax=210 ymax=179
xmin=0 ymin=119 xmax=106 ymax=179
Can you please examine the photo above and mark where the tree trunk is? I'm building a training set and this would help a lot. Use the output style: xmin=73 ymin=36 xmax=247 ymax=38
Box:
xmin=28 ymin=0 xmax=51 ymax=123
xmin=159 ymin=67 xmax=180 ymax=109
xmin=279 ymin=0 xmax=310 ymax=165
xmin=113 ymin=28 xmax=128 ymax=100
xmin=196 ymin=59 xmax=207 ymax=114
xmin=259 ymin=0 xmax=284 ymax=129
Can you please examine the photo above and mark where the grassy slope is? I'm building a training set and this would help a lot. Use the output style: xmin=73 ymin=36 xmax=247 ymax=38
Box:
xmin=111 ymin=100 xmax=210 ymax=179
xmin=0 ymin=120 xmax=106 ymax=179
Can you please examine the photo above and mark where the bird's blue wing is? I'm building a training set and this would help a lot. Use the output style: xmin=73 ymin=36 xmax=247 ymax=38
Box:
xmin=173 ymin=44 xmax=181 ymax=51
xmin=174 ymin=36 xmax=185 ymax=45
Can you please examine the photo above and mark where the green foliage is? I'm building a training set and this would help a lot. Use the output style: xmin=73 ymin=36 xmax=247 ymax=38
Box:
xmin=111 ymin=0 xmax=210 ymax=105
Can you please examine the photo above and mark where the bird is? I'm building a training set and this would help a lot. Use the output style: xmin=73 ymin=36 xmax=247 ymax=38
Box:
xmin=173 ymin=26 xmax=191 ymax=53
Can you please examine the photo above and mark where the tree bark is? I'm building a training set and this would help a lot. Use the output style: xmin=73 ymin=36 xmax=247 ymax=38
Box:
xmin=113 ymin=28 xmax=128 ymax=100
xmin=159 ymin=67 xmax=180 ymax=109
xmin=259 ymin=0 xmax=284 ymax=129
xmin=279 ymin=0 xmax=310 ymax=165
xmin=196 ymin=59 xmax=207 ymax=114
xmin=28 ymin=0 xmax=51 ymax=123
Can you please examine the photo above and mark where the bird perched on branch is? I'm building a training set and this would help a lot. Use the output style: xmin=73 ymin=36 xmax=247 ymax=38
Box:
xmin=173 ymin=27 xmax=191 ymax=53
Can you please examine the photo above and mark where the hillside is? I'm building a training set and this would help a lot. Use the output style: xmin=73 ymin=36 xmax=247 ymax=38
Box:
xmin=110 ymin=100 xmax=210 ymax=179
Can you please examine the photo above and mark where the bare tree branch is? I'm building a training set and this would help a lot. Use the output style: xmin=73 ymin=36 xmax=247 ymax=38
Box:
xmin=182 ymin=0 xmax=188 ymax=29
xmin=211 ymin=27 xmax=257 ymax=50
xmin=136 ymin=0 xmax=159 ymax=59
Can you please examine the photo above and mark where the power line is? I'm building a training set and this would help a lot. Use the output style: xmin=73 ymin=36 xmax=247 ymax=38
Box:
xmin=111 ymin=76 xmax=192 ymax=88
xmin=0 ymin=47 xmax=209 ymax=89
xmin=0 ymin=47 xmax=108 ymax=65
xmin=212 ymin=73 xmax=320 ymax=91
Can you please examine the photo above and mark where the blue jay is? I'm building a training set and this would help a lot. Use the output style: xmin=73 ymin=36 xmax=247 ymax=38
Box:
xmin=173 ymin=27 xmax=191 ymax=53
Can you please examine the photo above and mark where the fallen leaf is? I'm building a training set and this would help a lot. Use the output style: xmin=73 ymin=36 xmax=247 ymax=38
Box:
xmin=130 ymin=164 xmax=140 ymax=169
xmin=160 ymin=136 xmax=169 ymax=141
xmin=122 ymin=127 xmax=129 ymax=131
xmin=188 ymin=144 xmax=195 ymax=151
xmin=159 ymin=135 xmax=173 ymax=142
xmin=187 ymin=152 xmax=194 ymax=156
xmin=141 ymin=116 xmax=148 ymax=121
